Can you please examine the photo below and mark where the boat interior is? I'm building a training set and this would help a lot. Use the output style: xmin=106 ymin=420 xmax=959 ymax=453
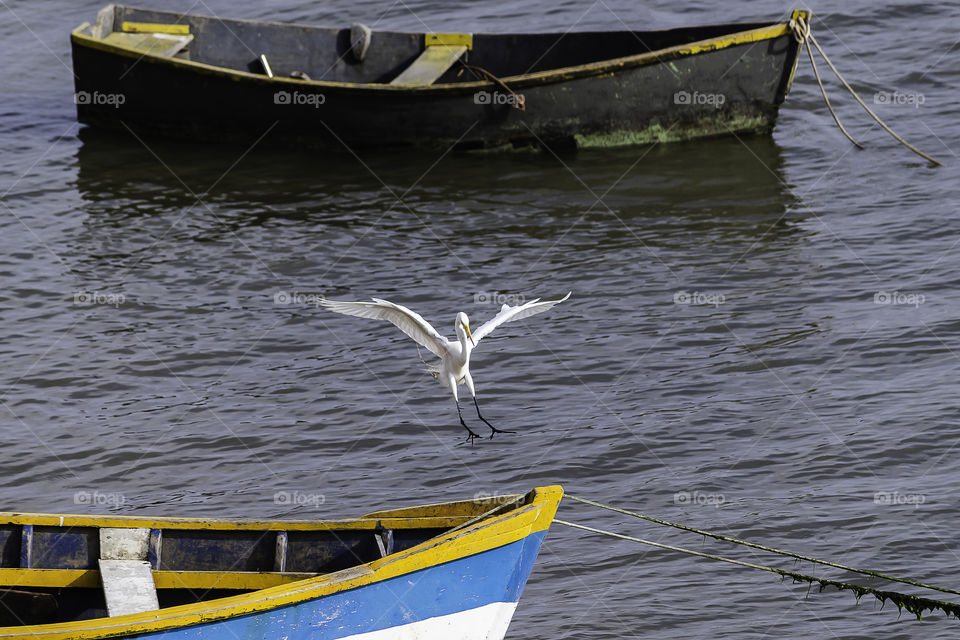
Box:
xmin=0 ymin=492 xmax=528 ymax=626
xmin=76 ymin=5 xmax=774 ymax=86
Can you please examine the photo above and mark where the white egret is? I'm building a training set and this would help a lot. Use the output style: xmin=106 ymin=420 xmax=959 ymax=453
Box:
xmin=319 ymin=293 xmax=571 ymax=442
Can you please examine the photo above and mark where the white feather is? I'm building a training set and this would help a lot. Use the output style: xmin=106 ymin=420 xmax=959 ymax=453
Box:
xmin=318 ymin=298 xmax=449 ymax=357
xmin=472 ymin=292 xmax=571 ymax=343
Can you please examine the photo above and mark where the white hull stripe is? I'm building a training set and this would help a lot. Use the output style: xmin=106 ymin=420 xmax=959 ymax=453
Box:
xmin=340 ymin=602 xmax=519 ymax=640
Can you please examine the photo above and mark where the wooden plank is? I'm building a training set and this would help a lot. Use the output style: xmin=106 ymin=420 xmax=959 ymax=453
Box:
xmin=0 ymin=568 xmax=99 ymax=588
xmin=91 ymin=5 xmax=114 ymax=39
xmin=100 ymin=528 xmax=150 ymax=561
xmin=102 ymin=32 xmax=193 ymax=57
xmin=148 ymin=528 xmax=162 ymax=569
xmin=29 ymin=526 xmax=98 ymax=569
xmin=389 ymin=45 xmax=467 ymax=86
xmin=0 ymin=567 xmax=317 ymax=590
xmin=274 ymin=531 xmax=288 ymax=572
xmin=98 ymin=559 xmax=159 ymax=617
xmin=425 ymin=33 xmax=473 ymax=49
xmin=158 ymin=529 xmax=275 ymax=572
xmin=375 ymin=528 xmax=394 ymax=557
xmin=121 ymin=21 xmax=190 ymax=35
xmin=19 ymin=524 xmax=32 ymax=568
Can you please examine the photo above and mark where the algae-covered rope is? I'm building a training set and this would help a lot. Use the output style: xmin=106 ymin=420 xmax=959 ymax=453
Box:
xmin=789 ymin=14 xmax=942 ymax=166
xmin=565 ymin=494 xmax=960 ymax=599
xmin=555 ymin=518 xmax=960 ymax=621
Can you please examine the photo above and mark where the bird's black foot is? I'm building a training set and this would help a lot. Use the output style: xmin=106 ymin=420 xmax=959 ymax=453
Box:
xmin=463 ymin=425 xmax=482 ymax=444
xmin=472 ymin=398 xmax=513 ymax=439
xmin=459 ymin=413 xmax=482 ymax=444
xmin=487 ymin=424 xmax=515 ymax=439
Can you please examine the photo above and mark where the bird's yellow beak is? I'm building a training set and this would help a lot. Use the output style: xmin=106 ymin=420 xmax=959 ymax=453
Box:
xmin=465 ymin=323 xmax=476 ymax=347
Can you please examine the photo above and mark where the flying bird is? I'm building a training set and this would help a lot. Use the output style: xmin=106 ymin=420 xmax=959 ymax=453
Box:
xmin=319 ymin=293 xmax=571 ymax=442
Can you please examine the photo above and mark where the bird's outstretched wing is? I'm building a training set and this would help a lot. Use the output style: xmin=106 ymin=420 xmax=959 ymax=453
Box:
xmin=472 ymin=292 xmax=571 ymax=344
xmin=319 ymin=298 xmax=450 ymax=357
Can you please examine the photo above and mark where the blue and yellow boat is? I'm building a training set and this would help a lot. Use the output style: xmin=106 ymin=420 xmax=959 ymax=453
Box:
xmin=0 ymin=486 xmax=562 ymax=638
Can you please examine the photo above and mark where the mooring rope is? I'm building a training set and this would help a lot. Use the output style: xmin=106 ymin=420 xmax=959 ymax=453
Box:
xmin=791 ymin=16 xmax=863 ymax=149
xmin=457 ymin=63 xmax=526 ymax=111
xmin=789 ymin=14 xmax=942 ymax=166
xmin=566 ymin=494 xmax=960 ymax=598
xmin=555 ymin=518 xmax=960 ymax=621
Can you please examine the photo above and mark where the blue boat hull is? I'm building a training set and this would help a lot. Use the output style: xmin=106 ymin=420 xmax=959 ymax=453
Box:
xmin=143 ymin=531 xmax=547 ymax=639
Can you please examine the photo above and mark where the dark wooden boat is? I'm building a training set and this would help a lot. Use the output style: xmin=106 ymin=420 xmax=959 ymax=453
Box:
xmin=71 ymin=6 xmax=808 ymax=151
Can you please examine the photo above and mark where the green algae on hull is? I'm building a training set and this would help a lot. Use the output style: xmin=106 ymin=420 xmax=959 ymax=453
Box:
xmin=574 ymin=113 xmax=773 ymax=148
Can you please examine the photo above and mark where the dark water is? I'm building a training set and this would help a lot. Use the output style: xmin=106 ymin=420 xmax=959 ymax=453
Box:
xmin=3 ymin=0 xmax=960 ymax=637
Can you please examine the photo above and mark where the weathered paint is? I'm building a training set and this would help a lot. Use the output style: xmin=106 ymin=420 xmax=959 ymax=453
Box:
xmin=0 ymin=486 xmax=562 ymax=639
xmin=118 ymin=532 xmax=546 ymax=639
xmin=390 ymin=44 xmax=469 ymax=86
xmin=70 ymin=6 xmax=808 ymax=149
xmin=120 ymin=21 xmax=190 ymax=35
xmin=71 ymin=14 xmax=799 ymax=92
xmin=424 ymin=33 xmax=473 ymax=50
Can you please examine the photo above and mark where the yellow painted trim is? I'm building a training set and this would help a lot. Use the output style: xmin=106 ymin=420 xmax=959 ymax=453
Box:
xmin=121 ymin=21 xmax=190 ymax=35
xmin=0 ymin=493 xmax=518 ymax=531
xmin=363 ymin=494 xmax=523 ymax=518
xmin=673 ymin=23 xmax=789 ymax=56
xmin=0 ymin=569 xmax=99 ymax=588
xmin=153 ymin=570 xmax=316 ymax=590
xmin=0 ymin=486 xmax=562 ymax=638
xmin=0 ymin=568 xmax=316 ymax=590
xmin=0 ymin=513 xmax=470 ymax=531
xmin=71 ymin=19 xmax=793 ymax=93
xmin=425 ymin=33 xmax=473 ymax=50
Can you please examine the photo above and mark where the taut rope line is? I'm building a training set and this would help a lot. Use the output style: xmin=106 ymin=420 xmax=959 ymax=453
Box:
xmin=555 ymin=517 xmax=960 ymax=621
xmin=566 ymin=494 xmax=960 ymax=598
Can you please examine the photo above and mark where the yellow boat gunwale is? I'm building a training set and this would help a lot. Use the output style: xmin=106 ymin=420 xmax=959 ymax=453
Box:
xmin=0 ymin=494 xmax=525 ymax=531
xmin=0 ymin=568 xmax=318 ymax=590
xmin=0 ymin=485 xmax=563 ymax=639
xmin=70 ymin=12 xmax=807 ymax=95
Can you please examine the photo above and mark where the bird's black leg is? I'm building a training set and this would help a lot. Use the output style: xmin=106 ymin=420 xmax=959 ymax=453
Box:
xmin=457 ymin=401 xmax=481 ymax=444
xmin=474 ymin=396 xmax=514 ymax=439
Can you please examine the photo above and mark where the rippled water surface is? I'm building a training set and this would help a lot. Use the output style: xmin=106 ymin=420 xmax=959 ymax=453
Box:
xmin=2 ymin=0 xmax=960 ymax=637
